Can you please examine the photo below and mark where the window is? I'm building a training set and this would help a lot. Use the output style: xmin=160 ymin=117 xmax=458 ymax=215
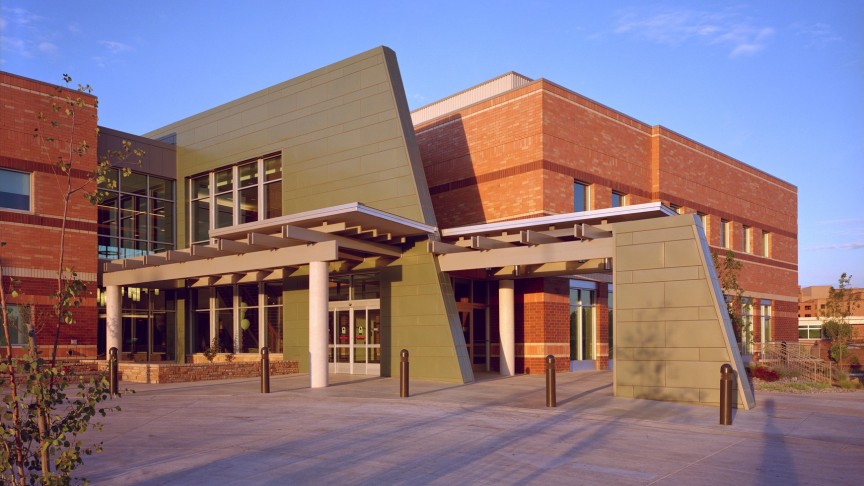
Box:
xmin=798 ymin=321 xmax=822 ymax=340
xmin=805 ymin=305 xmax=812 ymax=310
xmin=742 ymin=225 xmax=752 ymax=253
xmin=570 ymin=281 xmax=596 ymax=361
xmin=740 ymin=298 xmax=753 ymax=354
xmin=760 ymin=300 xmax=772 ymax=344
xmin=697 ymin=212 xmax=708 ymax=231
xmin=188 ymin=281 xmax=286 ymax=355
xmin=762 ymin=231 xmax=771 ymax=257
xmin=574 ymin=180 xmax=590 ymax=212
xmin=669 ymin=203 xmax=682 ymax=214
xmin=0 ymin=304 xmax=30 ymax=345
xmin=0 ymin=169 xmax=31 ymax=211
xmin=611 ymin=191 xmax=626 ymax=208
xmin=720 ymin=219 xmax=730 ymax=248
xmin=188 ymin=154 xmax=282 ymax=246
xmin=98 ymin=170 xmax=175 ymax=259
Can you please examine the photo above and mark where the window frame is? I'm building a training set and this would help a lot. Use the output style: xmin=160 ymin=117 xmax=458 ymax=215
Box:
xmin=611 ymin=191 xmax=626 ymax=208
xmin=742 ymin=225 xmax=752 ymax=253
xmin=0 ymin=168 xmax=33 ymax=213
xmin=573 ymin=180 xmax=590 ymax=212
xmin=188 ymin=154 xmax=282 ymax=246
xmin=720 ymin=219 xmax=730 ymax=248
xmin=762 ymin=231 xmax=771 ymax=258
xmin=98 ymin=169 xmax=176 ymax=260
xmin=1 ymin=304 xmax=31 ymax=346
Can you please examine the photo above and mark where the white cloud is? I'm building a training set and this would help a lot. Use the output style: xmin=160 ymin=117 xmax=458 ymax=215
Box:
xmin=1 ymin=6 xmax=43 ymax=25
xmin=68 ymin=22 xmax=80 ymax=34
xmin=37 ymin=41 xmax=57 ymax=54
xmin=815 ymin=218 xmax=864 ymax=225
xmin=614 ymin=8 xmax=775 ymax=58
xmin=1 ymin=35 xmax=29 ymax=57
xmin=805 ymin=242 xmax=864 ymax=251
xmin=793 ymin=21 xmax=841 ymax=47
xmin=99 ymin=40 xmax=133 ymax=55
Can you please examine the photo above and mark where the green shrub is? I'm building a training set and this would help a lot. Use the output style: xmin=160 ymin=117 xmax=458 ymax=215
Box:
xmin=773 ymin=364 xmax=802 ymax=379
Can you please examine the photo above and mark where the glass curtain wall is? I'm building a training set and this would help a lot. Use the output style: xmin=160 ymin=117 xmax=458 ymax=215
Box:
xmin=188 ymin=154 xmax=282 ymax=246
xmin=97 ymin=170 xmax=175 ymax=259
xmin=98 ymin=287 xmax=177 ymax=361
xmin=188 ymin=281 xmax=284 ymax=356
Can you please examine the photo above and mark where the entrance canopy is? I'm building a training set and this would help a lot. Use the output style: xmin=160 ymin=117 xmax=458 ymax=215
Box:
xmin=432 ymin=202 xmax=675 ymax=278
xmin=102 ymin=202 xmax=436 ymax=288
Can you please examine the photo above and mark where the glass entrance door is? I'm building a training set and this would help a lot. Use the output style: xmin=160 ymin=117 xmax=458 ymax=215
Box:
xmin=328 ymin=304 xmax=380 ymax=375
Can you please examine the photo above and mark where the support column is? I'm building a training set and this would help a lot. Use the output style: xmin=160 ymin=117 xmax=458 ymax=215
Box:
xmin=499 ymin=280 xmax=515 ymax=376
xmin=105 ymin=285 xmax=121 ymax=360
xmin=309 ymin=261 xmax=329 ymax=388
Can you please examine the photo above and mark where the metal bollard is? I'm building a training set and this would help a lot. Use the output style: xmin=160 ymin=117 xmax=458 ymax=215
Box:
xmin=400 ymin=349 xmax=410 ymax=398
xmin=261 ymin=347 xmax=270 ymax=394
xmin=546 ymin=354 xmax=556 ymax=407
xmin=720 ymin=363 xmax=734 ymax=425
xmin=108 ymin=347 xmax=118 ymax=397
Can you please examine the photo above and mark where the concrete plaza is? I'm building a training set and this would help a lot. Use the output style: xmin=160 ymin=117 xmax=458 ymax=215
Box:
xmin=76 ymin=371 xmax=864 ymax=485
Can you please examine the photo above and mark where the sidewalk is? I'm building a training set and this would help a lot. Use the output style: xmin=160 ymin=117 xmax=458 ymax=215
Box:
xmin=77 ymin=371 xmax=864 ymax=485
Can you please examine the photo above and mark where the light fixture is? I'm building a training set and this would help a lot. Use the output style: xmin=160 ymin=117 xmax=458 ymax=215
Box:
xmin=240 ymin=318 xmax=251 ymax=330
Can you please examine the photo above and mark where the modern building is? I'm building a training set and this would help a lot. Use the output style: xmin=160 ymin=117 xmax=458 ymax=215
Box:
xmin=1 ymin=46 xmax=801 ymax=409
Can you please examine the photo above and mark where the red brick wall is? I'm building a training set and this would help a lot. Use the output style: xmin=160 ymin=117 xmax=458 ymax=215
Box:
xmin=1 ymin=72 xmax=99 ymax=357
xmin=416 ymin=75 xmax=800 ymax=370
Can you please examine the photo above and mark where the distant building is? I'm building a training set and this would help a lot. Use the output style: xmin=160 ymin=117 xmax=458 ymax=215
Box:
xmin=798 ymin=285 xmax=864 ymax=342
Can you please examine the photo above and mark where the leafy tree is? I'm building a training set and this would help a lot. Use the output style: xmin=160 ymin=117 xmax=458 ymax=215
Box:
xmin=713 ymin=250 xmax=750 ymax=353
xmin=820 ymin=273 xmax=862 ymax=370
xmin=1 ymin=74 xmax=141 ymax=484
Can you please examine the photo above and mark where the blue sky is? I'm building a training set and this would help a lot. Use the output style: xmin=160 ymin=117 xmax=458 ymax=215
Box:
xmin=2 ymin=1 xmax=861 ymax=287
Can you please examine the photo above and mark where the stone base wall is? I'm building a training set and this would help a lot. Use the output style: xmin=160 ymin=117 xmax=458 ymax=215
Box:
xmin=97 ymin=360 xmax=299 ymax=384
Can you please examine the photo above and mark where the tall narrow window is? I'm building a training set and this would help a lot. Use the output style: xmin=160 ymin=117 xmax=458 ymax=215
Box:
xmin=574 ymin=181 xmax=590 ymax=212
xmin=740 ymin=298 xmax=753 ymax=354
xmin=742 ymin=225 xmax=751 ymax=253
xmin=0 ymin=169 xmax=31 ymax=211
xmin=697 ymin=212 xmax=707 ymax=231
xmin=0 ymin=304 xmax=30 ymax=345
xmin=760 ymin=300 xmax=772 ymax=345
xmin=611 ymin=191 xmax=626 ymax=208
xmin=720 ymin=219 xmax=730 ymax=248
xmin=762 ymin=231 xmax=771 ymax=257
xmin=669 ymin=203 xmax=682 ymax=214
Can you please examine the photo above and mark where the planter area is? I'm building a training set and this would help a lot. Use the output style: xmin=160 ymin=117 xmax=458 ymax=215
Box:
xmin=96 ymin=359 xmax=300 ymax=384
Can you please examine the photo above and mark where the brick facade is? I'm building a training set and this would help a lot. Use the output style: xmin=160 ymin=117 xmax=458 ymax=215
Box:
xmin=0 ymin=72 xmax=99 ymax=357
xmin=416 ymin=76 xmax=798 ymax=374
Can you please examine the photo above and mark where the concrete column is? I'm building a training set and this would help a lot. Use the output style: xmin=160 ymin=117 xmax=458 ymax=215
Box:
xmin=105 ymin=285 xmax=121 ymax=359
xmin=499 ymin=280 xmax=515 ymax=376
xmin=309 ymin=261 xmax=329 ymax=388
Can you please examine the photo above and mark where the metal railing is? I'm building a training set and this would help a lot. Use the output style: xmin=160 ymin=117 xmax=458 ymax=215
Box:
xmin=757 ymin=341 xmax=832 ymax=383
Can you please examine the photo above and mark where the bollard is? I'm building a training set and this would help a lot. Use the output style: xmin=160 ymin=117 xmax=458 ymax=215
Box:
xmin=261 ymin=347 xmax=270 ymax=394
xmin=400 ymin=349 xmax=410 ymax=398
xmin=108 ymin=347 xmax=118 ymax=397
xmin=720 ymin=363 xmax=734 ymax=425
xmin=546 ymin=354 xmax=556 ymax=407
